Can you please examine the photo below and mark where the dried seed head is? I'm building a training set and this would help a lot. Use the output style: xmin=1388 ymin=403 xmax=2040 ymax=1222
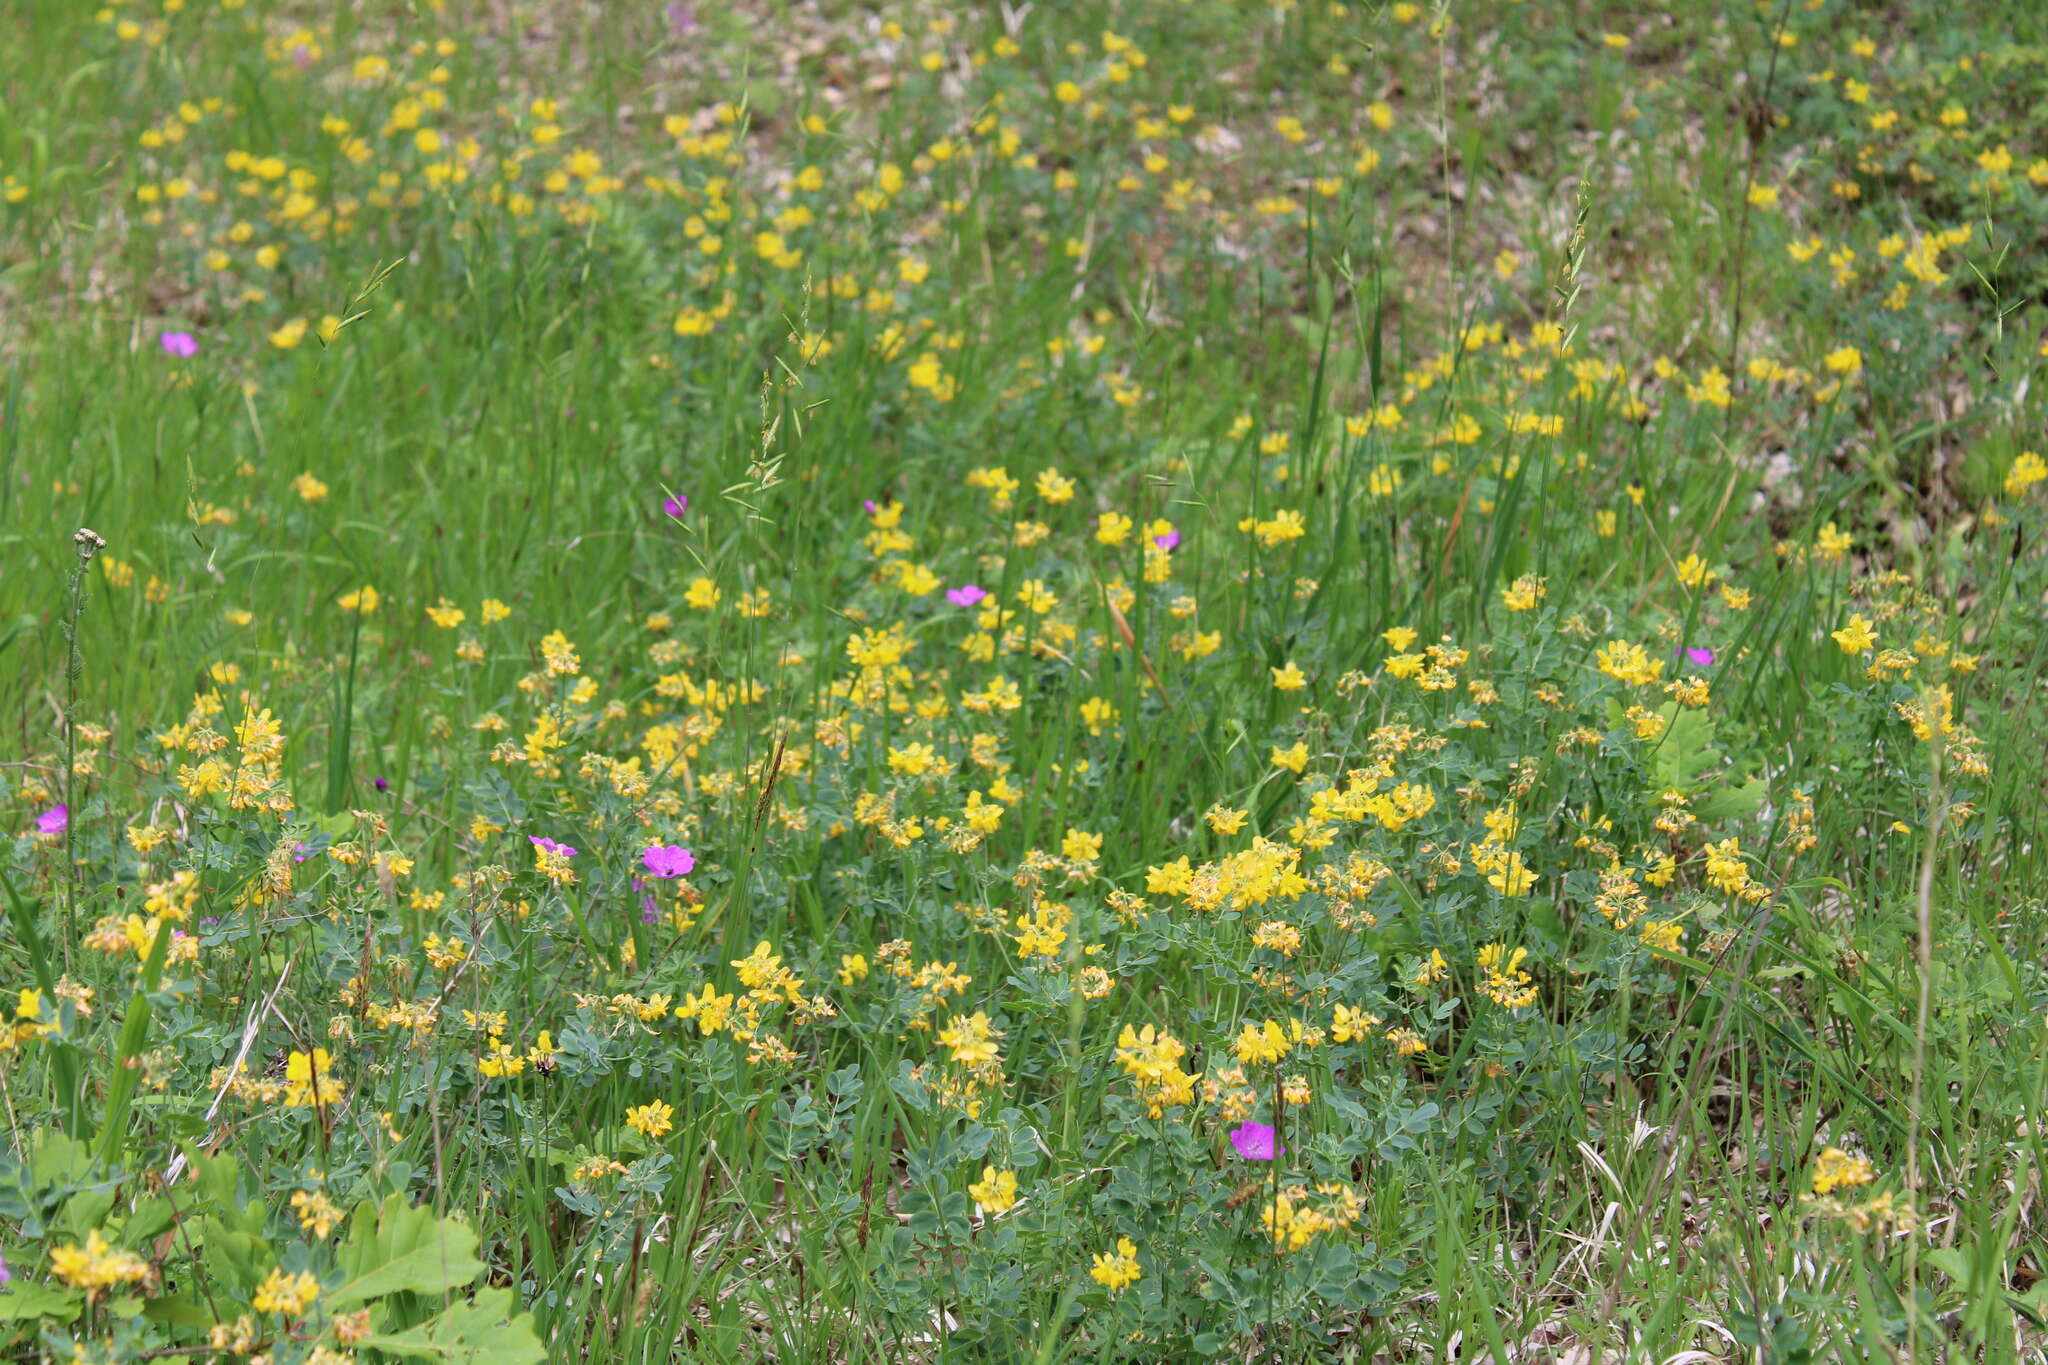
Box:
xmin=72 ymin=528 xmax=106 ymax=558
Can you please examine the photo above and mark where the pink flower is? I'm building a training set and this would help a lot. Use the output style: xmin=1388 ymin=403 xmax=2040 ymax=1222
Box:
xmin=160 ymin=331 xmax=199 ymax=358
xmin=641 ymin=844 xmax=696 ymax=878
xmin=663 ymin=493 xmax=688 ymax=518
xmin=1685 ymin=646 xmax=1715 ymax=667
xmin=34 ymin=805 xmax=67 ymax=835
xmin=1153 ymin=530 xmax=1180 ymax=551
xmin=530 ymin=835 xmax=578 ymax=857
xmin=946 ymin=584 xmax=987 ymax=607
xmin=1228 ymin=1121 xmax=1282 ymax=1161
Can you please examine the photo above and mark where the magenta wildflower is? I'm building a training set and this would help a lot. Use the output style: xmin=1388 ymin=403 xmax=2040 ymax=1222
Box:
xmin=0 ymin=1252 xmax=10 ymax=1284
xmin=663 ymin=493 xmax=688 ymax=518
xmin=1153 ymin=530 xmax=1180 ymax=551
xmin=641 ymin=844 xmax=696 ymax=878
xmin=1228 ymin=1121 xmax=1282 ymax=1161
xmin=946 ymin=584 xmax=987 ymax=607
xmin=35 ymin=805 xmax=67 ymax=835
xmin=1685 ymin=647 xmax=1715 ymax=667
xmin=160 ymin=331 xmax=199 ymax=358
xmin=530 ymin=835 xmax=578 ymax=858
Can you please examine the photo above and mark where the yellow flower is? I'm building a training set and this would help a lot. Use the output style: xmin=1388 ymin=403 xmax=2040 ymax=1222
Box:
xmin=1595 ymin=640 xmax=1664 ymax=687
xmin=290 ymin=1188 xmax=342 ymax=1239
xmin=937 ymin=1011 xmax=1001 ymax=1067
xmin=337 ymin=585 xmax=380 ymax=615
xmin=2005 ymin=451 xmax=2047 ymax=497
xmin=269 ymin=318 xmax=308 ymax=349
xmin=283 ymin=1047 xmax=345 ymax=1107
xmin=1487 ymin=852 xmax=1535 ymax=897
xmin=1331 ymin=1003 xmax=1380 ymax=1042
xmin=1233 ymin=1019 xmax=1290 ymax=1065
xmin=1204 ymin=805 xmax=1249 ymax=836
xmin=253 ymin=1268 xmax=321 ymax=1316
xmin=528 ymin=1031 xmax=561 ymax=1069
xmin=888 ymin=742 xmax=938 ymax=777
xmin=968 ymin=1166 xmax=1019 ymax=1216
xmin=1811 ymin=1146 xmax=1875 ymax=1196
xmin=1500 ymin=574 xmax=1545 ymax=611
xmin=1089 ymin=1237 xmax=1141 ymax=1293
xmin=49 ymin=1229 xmax=151 ymax=1294
xmin=1831 ymin=614 xmax=1876 ymax=655
xmin=1270 ymin=661 xmax=1307 ymax=691
xmin=1034 ymin=468 xmax=1076 ymax=504
xmin=1270 ymin=742 xmax=1309 ymax=775
xmin=625 ymin=1099 xmax=675 ymax=1139
xmin=291 ymin=472 xmax=330 ymax=502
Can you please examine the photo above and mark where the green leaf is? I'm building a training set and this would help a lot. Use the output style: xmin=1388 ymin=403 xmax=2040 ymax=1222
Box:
xmin=29 ymin=1133 xmax=93 ymax=1187
xmin=197 ymin=1219 xmax=270 ymax=1294
xmin=0 ymin=1282 xmax=85 ymax=1322
xmin=143 ymin=1294 xmax=218 ymax=1331
xmin=1695 ymin=775 xmax=1766 ymax=822
xmin=329 ymin=1195 xmax=485 ymax=1308
xmin=121 ymin=1195 xmax=176 ymax=1246
xmin=1647 ymin=705 xmax=1723 ymax=793
xmin=1923 ymin=1246 xmax=1972 ymax=1289
xmin=357 ymin=1287 xmax=546 ymax=1364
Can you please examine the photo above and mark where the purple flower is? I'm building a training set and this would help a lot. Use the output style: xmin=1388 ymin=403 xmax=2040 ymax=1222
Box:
xmin=35 ymin=805 xmax=67 ymax=835
xmin=641 ymin=844 xmax=696 ymax=878
xmin=373 ymin=776 xmax=389 ymax=792
xmin=663 ymin=494 xmax=688 ymax=518
xmin=862 ymin=499 xmax=879 ymax=515
xmin=0 ymin=1252 xmax=10 ymax=1284
xmin=946 ymin=584 xmax=987 ymax=607
xmin=1685 ymin=647 xmax=1715 ymax=667
xmin=1228 ymin=1121 xmax=1282 ymax=1161
xmin=160 ymin=331 xmax=199 ymax=358
xmin=666 ymin=2 xmax=698 ymax=36
xmin=292 ymin=842 xmax=313 ymax=862
xmin=530 ymin=835 xmax=578 ymax=858
xmin=1153 ymin=530 xmax=1180 ymax=551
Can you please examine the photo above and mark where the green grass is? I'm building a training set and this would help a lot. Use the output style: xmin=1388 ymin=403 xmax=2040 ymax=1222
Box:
xmin=1 ymin=0 xmax=2047 ymax=1360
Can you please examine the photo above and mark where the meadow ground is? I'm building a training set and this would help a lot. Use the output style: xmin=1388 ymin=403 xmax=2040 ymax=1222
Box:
xmin=2 ymin=0 xmax=2047 ymax=1360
